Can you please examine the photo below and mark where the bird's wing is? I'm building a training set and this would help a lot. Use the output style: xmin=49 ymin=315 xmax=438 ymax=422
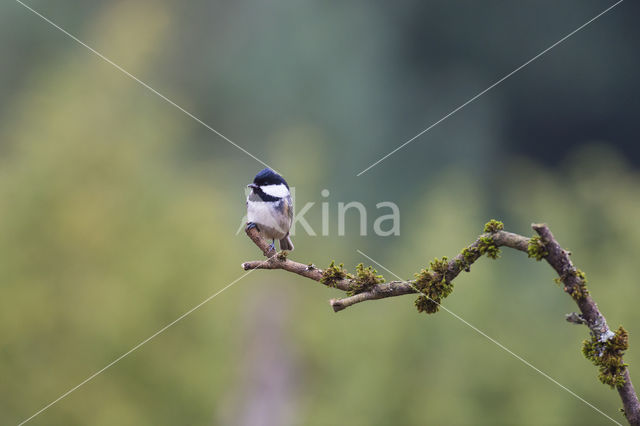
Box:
xmin=286 ymin=195 xmax=294 ymax=224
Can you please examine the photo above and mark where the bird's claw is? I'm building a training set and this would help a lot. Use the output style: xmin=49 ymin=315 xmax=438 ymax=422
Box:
xmin=246 ymin=222 xmax=258 ymax=231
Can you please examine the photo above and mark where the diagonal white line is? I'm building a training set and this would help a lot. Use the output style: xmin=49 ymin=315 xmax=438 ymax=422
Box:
xmin=356 ymin=0 xmax=624 ymax=176
xmin=17 ymin=266 xmax=261 ymax=426
xmin=14 ymin=0 xmax=274 ymax=171
xmin=356 ymin=249 xmax=622 ymax=425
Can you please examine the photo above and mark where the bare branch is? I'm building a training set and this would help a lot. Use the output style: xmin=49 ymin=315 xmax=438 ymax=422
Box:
xmin=244 ymin=225 xmax=277 ymax=258
xmin=329 ymin=281 xmax=415 ymax=312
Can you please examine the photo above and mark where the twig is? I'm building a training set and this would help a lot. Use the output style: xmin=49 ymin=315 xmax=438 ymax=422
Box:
xmin=244 ymin=224 xmax=277 ymax=258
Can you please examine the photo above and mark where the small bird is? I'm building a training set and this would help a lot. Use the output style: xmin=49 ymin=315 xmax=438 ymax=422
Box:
xmin=246 ymin=168 xmax=294 ymax=252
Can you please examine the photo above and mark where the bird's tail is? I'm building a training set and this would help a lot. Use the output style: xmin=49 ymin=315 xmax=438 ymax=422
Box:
xmin=279 ymin=234 xmax=294 ymax=251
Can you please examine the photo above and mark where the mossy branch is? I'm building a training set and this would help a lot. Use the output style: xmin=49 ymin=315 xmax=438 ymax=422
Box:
xmin=241 ymin=221 xmax=640 ymax=425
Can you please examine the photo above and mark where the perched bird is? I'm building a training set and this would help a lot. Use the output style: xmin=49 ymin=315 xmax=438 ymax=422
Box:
xmin=246 ymin=168 xmax=294 ymax=252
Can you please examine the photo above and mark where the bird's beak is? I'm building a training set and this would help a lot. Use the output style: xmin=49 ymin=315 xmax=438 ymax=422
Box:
xmin=247 ymin=183 xmax=259 ymax=190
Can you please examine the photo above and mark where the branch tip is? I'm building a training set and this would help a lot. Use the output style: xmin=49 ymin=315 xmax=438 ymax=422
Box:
xmin=566 ymin=312 xmax=586 ymax=325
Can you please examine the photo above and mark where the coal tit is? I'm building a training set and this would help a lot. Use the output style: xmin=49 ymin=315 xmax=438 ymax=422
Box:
xmin=246 ymin=168 xmax=294 ymax=251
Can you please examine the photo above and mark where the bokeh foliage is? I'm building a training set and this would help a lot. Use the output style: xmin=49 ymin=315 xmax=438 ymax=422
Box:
xmin=1 ymin=1 xmax=639 ymax=425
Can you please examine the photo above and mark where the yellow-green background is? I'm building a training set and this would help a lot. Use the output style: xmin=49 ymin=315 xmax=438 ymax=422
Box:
xmin=1 ymin=1 xmax=639 ymax=425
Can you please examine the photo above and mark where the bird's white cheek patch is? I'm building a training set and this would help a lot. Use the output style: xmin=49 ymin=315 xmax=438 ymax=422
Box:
xmin=260 ymin=184 xmax=289 ymax=198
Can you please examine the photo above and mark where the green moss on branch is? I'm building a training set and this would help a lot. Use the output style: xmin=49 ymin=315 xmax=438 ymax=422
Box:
xmin=527 ymin=235 xmax=548 ymax=261
xmin=347 ymin=263 xmax=384 ymax=296
xmin=413 ymin=257 xmax=454 ymax=314
xmin=583 ymin=326 xmax=629 ymax=388
xmin=568 ymin=269 xmax=589 ymax=300
xmin=321 ymin=261 xmax=350 ymax=287
xmin=484 ymin=219 xmax=504 ymax=233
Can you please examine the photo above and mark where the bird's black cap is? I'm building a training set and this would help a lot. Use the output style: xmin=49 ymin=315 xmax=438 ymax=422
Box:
xmin=253 ymin=168 xmax=289 ymax=188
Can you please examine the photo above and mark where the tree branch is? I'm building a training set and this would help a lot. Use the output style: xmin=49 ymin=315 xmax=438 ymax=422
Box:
xmin=241 ymin=222 xmax=640 ymax=424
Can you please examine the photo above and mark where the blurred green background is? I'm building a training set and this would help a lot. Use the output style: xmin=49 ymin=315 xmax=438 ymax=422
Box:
xmin=1 ymin=0 xmax=639 ymax=425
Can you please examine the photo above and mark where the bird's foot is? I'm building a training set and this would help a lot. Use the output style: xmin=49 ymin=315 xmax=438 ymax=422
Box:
xmin=246 ymin=222 xmax=259 ymax=231
xmin=268 ymin=241 xmax=276 ymax=253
